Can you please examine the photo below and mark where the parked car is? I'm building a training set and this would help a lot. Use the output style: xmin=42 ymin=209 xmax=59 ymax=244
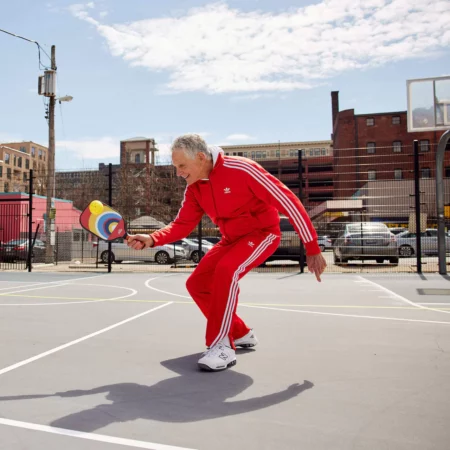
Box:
xmin=173 ymin=238 xmax=214 ymax=263
xmin=396 ymin=229 xmax=450 ymax=257
xmin=263 ymin=217 xmax=305 ymax=264
xmin=0 ymin=238 xmax=46 ymax=262
xmin=387 ymin=227 xmax=409 ymax=235
xmin=333 ymin=222 xmax=399 ymax=265
xmin=318 ymin=235 xmax=333 ymax=251
xmin=96 ymin=238 xmax=187 ymax=264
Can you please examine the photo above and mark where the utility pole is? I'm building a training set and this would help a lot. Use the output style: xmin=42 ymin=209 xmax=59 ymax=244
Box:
xmin=45 ymin=45 xmax=56 ymax=263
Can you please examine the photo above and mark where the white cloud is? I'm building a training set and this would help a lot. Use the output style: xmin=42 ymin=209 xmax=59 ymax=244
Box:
xmin=69 ymin=0 xmax=450 ymax=94
xmin=226 ymin=133 xmax=256 ymax=141
xmin=57 ymin=136 xmax=118 ymax=159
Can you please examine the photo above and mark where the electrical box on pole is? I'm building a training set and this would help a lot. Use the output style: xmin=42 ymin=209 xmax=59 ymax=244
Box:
xmin=38 ymin=70 xmax=56 ymax=97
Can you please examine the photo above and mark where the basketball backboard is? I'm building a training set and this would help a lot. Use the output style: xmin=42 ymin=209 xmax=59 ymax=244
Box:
xmin=407 ymin=75 xmax=450 ymax=132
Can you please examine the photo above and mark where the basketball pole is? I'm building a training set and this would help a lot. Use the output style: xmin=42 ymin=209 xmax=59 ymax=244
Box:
xmin=436 ymin=129 xmax=450 ymax=275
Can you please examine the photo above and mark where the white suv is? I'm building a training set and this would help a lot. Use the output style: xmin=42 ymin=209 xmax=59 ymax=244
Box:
xmin=96 ymin=238 xmax=187 ymax=264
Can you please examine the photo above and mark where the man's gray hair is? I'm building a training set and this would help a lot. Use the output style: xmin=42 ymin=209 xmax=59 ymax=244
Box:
xmin=171 ymin=134 xmax=212 ymax=160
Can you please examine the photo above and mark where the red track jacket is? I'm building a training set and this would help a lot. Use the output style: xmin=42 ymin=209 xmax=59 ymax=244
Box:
xmin=151 ymin=147 xmax=321 ymax=256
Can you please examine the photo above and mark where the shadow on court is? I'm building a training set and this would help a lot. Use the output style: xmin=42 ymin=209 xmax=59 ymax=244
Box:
xmin=0 ymin=354 xmax=313 ymax=433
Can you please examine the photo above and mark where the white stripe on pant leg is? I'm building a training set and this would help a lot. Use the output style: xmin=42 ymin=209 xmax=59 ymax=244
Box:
xmin=217 ymin=234 xmax=277 ymax=346
xmin=214 ymin=234 xmax=276 ymax=345
xmin=222 ymin=233 xmax=278 ymax=340
xmin=223 ymin=161 xmax=313 ymax=242
xmin=210 ymin=234 xmax=277 ymax=347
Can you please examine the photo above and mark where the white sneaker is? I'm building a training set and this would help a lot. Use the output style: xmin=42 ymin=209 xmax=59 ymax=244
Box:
xmin=234 ymin=330 xmax=258 ymax=348
xmin=198 ymin=342 xmax=236 ymax=371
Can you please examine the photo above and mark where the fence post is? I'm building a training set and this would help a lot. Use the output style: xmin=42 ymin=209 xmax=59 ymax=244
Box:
xmin=413 ymin=140 xmax=422 ymax=274
xmin=198 ymin=217 xmax=203 ymax=263
xmin=107 ymin=163 xmax=113 ymax=273
xmin=27 ymin=169 xmax=34 ymax=272
xmin=298 ymin=151 xmax=305 ymax=273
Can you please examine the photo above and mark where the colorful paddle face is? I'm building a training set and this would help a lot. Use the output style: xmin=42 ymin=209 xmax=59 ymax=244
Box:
xmin=80 ymin=201 xmax=128 ymax=241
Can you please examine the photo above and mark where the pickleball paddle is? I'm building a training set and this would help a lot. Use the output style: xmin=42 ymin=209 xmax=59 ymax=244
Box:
xmin=79 ymin=200 xmax=129 ymax=242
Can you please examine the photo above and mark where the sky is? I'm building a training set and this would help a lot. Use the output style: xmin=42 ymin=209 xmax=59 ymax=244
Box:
xmin=1 ymin=0 xmax=449 ymax=170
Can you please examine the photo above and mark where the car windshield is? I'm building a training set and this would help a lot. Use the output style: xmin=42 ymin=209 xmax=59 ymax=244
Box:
xmin=347 ymin=224 xmax=387 ymax=233
xmin=7 ymin=239 xmax=27 ymax=245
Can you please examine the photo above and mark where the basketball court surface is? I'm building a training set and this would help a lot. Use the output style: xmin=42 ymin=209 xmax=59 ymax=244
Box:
xmin=0 ymin=271 xmax=449 ymax=449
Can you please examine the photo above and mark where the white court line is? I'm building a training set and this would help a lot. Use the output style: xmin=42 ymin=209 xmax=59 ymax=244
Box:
xmin=0 ymin=302 xmax=173 ymax=376
xmin=0 ymin=274 xmax=110 ymax=292
xmin=241 ymin=304 xmax=450 ymax=325
xmin=417 ymin=303 xmax=450 ymax=305
xmin=0 ymin=418 xmax=195 ymax=450
xmin=144 ymin=276 xmax=450 ymax=324
xmin=358 ymin=276 xmax=450 ymax=316
xmin=0 ymin=284 xmax=138 ymax=306
xmin=145 ymin=275 xmax=191 ymax=299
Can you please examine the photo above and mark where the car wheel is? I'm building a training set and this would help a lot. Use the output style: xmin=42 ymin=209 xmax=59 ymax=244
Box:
xmin=399 ymin=245 xmax=414 ymax=257
xmin=319 ymin=244 xmax=325 ymax=252
xmin=101 ymin=250 xmax=115 ymax=263
xmin=333 ymin=252 xmax=341 ymax=265
xmin=191 ymin=250 xmax=205 ymax=263
xmin=155 ymin=251 xmax=170 ymax=265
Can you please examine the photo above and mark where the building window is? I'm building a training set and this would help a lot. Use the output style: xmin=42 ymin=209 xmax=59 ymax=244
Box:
xmin=135 ymin=153 xmax=141 ymax=163
xmin=366 ymin=118 xmax=375 ymax=126
xmin=23 ymin=172 xmax=27 ymax=182
xmin=314 ymin=148 xmax=321 ymax=156
xmin=321 ymin=148 xmax=326 ymax=155
xmin=251 ymin=152 xmax=255 ymax=159
xmin=421 ymin=168 xmax=431 ymax=178
xmin=18 ymin=157 xmax=22 ymax=168
xmin=393 ymin=141 xmax=402 ymax=153
xmin=0 ymin=166 xmax=2 ymax=177
xmin=368 ymin=170 xmax=376 ymax=181
xmin=420 ymin=140 xmax=430 ymax=152
xmin=367 ymin=142 xmax=376 ymax=154
xmin=7 ymin=168 xmax=12 ymax=179
xmin=4 ymin=182 xmax=9 ymax=192
xmin=394 ymin=169 xmax=402 ymax=180
xmin=289 ymin=150 xmax=296 ymax=157
xmin=445 ymin=167 xmax=450 ymax=177
xmin=392 ymin=116 xmax=401 ymax=125
xmin=276 ymin=150 xmax=280 ymax=158
xmin=25 ymin=159 xmax=30 ymax=169
xmin=31 ymin=147 xmax=36 ymax=157
xmin=13 ymin=155 xmax=17 ymax=166
xmin=5 ymin=153 xmax=10 ymax=164
xmin=20 ymin=146 xmax=26 ymax=153
xmin=243 ymin=152 xmax=248 ymax=157
xmin=38 ymin=149 xmax=43 ymax=159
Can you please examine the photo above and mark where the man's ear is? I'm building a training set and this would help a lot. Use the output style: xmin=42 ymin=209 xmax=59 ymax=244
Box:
xmin=197 ymin=152 xmax=206 ymax=162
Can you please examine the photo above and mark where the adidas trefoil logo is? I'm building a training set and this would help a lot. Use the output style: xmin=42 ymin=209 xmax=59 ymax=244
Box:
xmin=248 ymin=241 xmax=255 ymax=247
xmin=224 ymin=187 xmax=231 ymax=194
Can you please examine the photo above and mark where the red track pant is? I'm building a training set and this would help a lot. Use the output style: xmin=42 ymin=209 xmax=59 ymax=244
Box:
xmin=186 ymin=230 xmax=280 ymax=348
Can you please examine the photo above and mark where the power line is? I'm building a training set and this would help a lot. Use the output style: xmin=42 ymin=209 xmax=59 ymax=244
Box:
xmin=0 ymin=27 xmax=52 ymax=70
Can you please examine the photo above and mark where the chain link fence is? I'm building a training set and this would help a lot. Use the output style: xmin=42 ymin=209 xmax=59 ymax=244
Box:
xmin=1 ymin=143 xmax=449 ymax=273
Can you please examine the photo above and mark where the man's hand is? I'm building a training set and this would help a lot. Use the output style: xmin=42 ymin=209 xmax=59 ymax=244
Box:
xmin=126 ymin=234 xmax=154 ymax=250
xmin=306 ymin=253 xmax=327 ymax=282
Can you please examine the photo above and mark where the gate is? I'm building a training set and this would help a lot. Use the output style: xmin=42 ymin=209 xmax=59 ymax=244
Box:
xmin=0 ymin=199 xmax=32 ymax=270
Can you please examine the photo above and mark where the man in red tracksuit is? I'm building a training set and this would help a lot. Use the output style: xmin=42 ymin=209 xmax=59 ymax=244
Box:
xmin=128 ymin=134 xmax=326 ymax=372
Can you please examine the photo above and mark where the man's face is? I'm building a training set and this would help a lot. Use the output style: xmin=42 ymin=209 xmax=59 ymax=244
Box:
xmin=172 ymin=149 xmax=208 ymax=185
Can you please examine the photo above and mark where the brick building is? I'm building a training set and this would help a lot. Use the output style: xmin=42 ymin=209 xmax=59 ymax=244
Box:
xmin=0 ymin=141 xmax=48 ymax=194
xmin=331 ymin=91 xmax=450 ymax=200
xmin=221 ymin=141 xmax=333 ymax=205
